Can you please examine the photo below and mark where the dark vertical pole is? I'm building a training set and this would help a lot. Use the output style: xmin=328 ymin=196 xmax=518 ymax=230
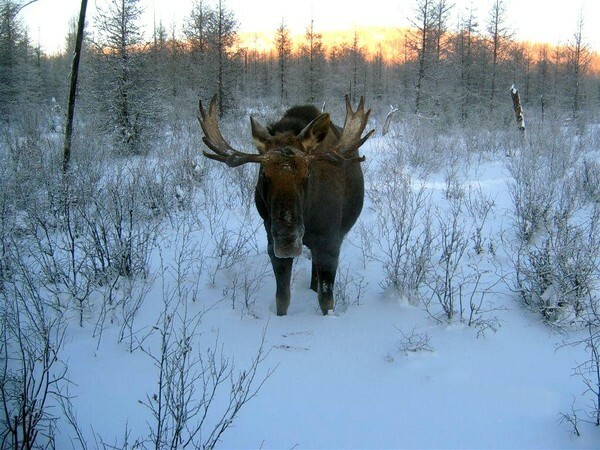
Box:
xmin=63 ymin=0 xmax=88 ymax=174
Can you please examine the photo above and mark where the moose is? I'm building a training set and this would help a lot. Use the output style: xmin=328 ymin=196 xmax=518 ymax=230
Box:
xmin=198 ymin=96 xmax=373 ymax=315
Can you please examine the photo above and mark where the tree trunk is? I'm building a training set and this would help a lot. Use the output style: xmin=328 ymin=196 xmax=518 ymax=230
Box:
xmin=62 ymin=0 xmax=88 ymax=173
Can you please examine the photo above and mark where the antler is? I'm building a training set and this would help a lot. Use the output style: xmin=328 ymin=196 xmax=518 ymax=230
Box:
xmin=335 ymin=95 xmax=374 ymax=158
xmin=310 ymin=96 xmax=374 ymax=166
xmin=198 ymin=95 xmax=264 ymax=167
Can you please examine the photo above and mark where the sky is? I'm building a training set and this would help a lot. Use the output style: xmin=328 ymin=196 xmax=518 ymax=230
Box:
xmin=20 ymin=0 xmax=600 ymax=54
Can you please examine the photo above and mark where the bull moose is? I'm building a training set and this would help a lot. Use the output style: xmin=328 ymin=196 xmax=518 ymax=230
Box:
xmin=198 ymin=96 xmax=373 ymax=315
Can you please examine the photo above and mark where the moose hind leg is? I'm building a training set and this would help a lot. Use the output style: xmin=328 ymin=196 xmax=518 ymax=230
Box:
xmin=310 ymin=255 xmax=318 ymax=292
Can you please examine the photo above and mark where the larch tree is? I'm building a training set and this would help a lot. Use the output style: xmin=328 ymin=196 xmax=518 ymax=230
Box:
xmin=91 ymin=0 xmax=162 ymax=155
xmin=274 ymin=19 xmax=292 ymax=105
xmin=206 ymin=0 xmax=239 ymax=116
xmin=451 ymin=4 xmax=480 ymax=121
xmin=410 ymin=0 xmax=437 ymax=115
xmin=430 ymin=0 xmax=452 ymax=112
xmin=566 ymin=10 xmax=590 ymax=119
xmin=372 ymin=45 xmax=385 ymax=101
xmin=486 ymin=0 xmax=511 ymax=110
xmin=298 ymin=18 xmax=325 ymax=103
xmin=0 ymin=0 xmax=36 ymax=122
xmin=534 ymin=44 xmax=551 ymax=120
xmin=184 ymin=0 xmax=214 ymax=98
xmin=349 ymin=29 xmax=366 ymax=103
xmin=432 ymin=0 xmax=452 ymax=61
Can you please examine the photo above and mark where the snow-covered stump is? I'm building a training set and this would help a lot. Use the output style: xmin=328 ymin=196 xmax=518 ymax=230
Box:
xmin=510 ymin=84 xmax=526 ymax=136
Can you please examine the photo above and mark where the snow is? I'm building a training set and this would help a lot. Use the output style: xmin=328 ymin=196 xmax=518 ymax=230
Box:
xmin=51 ymin=133 xmax=599 ymax=449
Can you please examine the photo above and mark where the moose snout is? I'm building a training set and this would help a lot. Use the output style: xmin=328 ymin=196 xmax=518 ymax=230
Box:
xmin=272 ymin=223 xmax=304 ymax=259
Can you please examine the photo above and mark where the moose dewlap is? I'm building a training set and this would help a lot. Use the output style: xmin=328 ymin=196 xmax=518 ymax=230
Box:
xmin=198 ymin=96 xmax=373 ymax=316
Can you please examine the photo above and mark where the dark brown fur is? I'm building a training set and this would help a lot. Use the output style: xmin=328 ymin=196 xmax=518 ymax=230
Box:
xmin=198 ymin=96 xmax=371 ymax=316
xmin=254 ymin=105 xmax=364 ymax=315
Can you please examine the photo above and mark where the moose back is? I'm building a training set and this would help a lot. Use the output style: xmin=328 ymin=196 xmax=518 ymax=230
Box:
xmin=198 ymin=96 xmax=373 ymax=315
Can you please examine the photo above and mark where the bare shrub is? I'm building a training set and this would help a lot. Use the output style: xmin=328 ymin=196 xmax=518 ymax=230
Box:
xmin=577 ymin=158 xmax=600 ymax=204
xmin=0 ymin=160 xmax=16 ymax=293
xmin=334 ymin=263 xmax=368 ymax=313
xmin=560 ymin=305 xmax=600 ymax=430
xmin=395 ymin=326 xmax=433 ymax=355
xmin=0 ymin=252 xmax=70 ymax=449
xmin=513 ymin=200 xmax=600 ymax=324
xmin=507 ymin=153 xmax=556 ymax=242
xmin=464 ymin=186 xmax=496 ymax=255
xmin=424 ymin=199 xmax=472 ymax=321
xmin=138 ymin=298 xmax=273 ymax=449
xmin=222 ymin=257 xmax=270 ymax=317
xmin=368 ymin=162 xmax=433 ymax=303
xmin=507 ymin=125 xmax=578 ymax=243
xmin=88 ymin=166 xmax=161 ymax=280
xmin=423 ymin=198 xmax=503 ymax=334
xmin=207 ymin=218 xmax=261 ymax=286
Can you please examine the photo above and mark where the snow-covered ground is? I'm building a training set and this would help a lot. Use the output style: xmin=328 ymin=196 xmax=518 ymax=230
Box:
xmin=45 ymin=129 xmax=600 ymax=449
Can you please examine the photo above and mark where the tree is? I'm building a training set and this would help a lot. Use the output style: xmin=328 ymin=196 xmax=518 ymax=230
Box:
xmin=298 ymin=18 xmax=325 ymax=103
xmin=432 ymin=0 xmax=452 ymax=61
xmin=0 ymin=0 xmax=36 ymax=122
xmin=274 ymin=19 xmax=291 ymax=104
xmin=410 ymin=0 xmax=447 ymax=115
xmin=185 ymin=0 xmax=212 ymax=55
xmin=184 ymin=0 xmax=238 ymax=115
xmin=450 ymin=4 xmax=480 ymax=121
xmin=486 ymin=0 xmax=512 ymax=109
xmin=430 ymin=0 xmax=453 ymax=112
xmin=566 ymin=10 xmax=590 ymax=119
xmin=152 ymin=20 xmax=179 ymax=99
xmin=372 ymin=45 xmax=385 ymax=101
xmin=207 ymin=0 xmax=239 ymax=115
xmin=533 ymin=44 xmax=551 ymax=120
xmin=90 ymin=0 xmax=162 ymax=155
xmin=348 ymin=29 xmax=366 ymax=103
xmin=62 ymin=0 xmax=88 ymax=173
xmin=184 ymin=0 xmax=214 ymax=96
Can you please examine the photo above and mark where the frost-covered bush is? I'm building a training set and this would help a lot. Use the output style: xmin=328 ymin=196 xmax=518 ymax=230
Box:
xmin=422 ymin=195 xmax=501 ymax=334
xmin=578 ymin=158 xmax=600 ymax=203
xmin=510 ymin=123 xmax=600 ymax=325
xmin=367 ymin=159 xmax=433 ymax=304
xmin=334 ymin=263 xmax=368 ymax=313
xmin=507 ymin=124 xmax=580 ymax=242
xmin=0 ymin=247 xmax=70 ymax=448
xmin=514 ymin=204 xmax=600 ymax=324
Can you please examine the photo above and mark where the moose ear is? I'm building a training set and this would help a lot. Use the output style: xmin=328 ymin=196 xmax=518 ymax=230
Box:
xmin=250 ymin=117 xmax=271 ymax=154
xmin=299 ymin=113 xmax=330 ymax=152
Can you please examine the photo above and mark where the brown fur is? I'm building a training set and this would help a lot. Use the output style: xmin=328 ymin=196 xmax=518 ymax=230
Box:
xmin=199 ymin=96 xmax=371 ymax=315
xmin=254 ymin=106 xmax=364 ymax=315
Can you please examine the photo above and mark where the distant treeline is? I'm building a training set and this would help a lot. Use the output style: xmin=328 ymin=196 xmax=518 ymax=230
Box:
xmin=1 ymin=0 xmax=599 ymax=146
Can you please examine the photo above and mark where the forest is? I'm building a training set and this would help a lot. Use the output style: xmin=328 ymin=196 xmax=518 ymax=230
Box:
xmin=1 ymin=0 xmax=599 ymax=140
xmin=1 ymin=0 xmax=600 ymax=448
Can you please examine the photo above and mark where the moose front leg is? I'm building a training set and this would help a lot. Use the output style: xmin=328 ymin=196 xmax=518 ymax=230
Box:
xmin=268 ymin=247 xmax=293 ymax=316
xmin=313 ymin=249 xmax=340 ymax=315
xmin=264 ymin=225 xmax=294 ymax=316
xmin=317 ymin=267 xmax=336 ymax=314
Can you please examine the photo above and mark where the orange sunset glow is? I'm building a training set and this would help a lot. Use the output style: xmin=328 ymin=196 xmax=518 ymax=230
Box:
xmin=238 ymin=26 xmax=600 ymax=71
xmin=238 ymin=26 xmax=409 ymax=63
